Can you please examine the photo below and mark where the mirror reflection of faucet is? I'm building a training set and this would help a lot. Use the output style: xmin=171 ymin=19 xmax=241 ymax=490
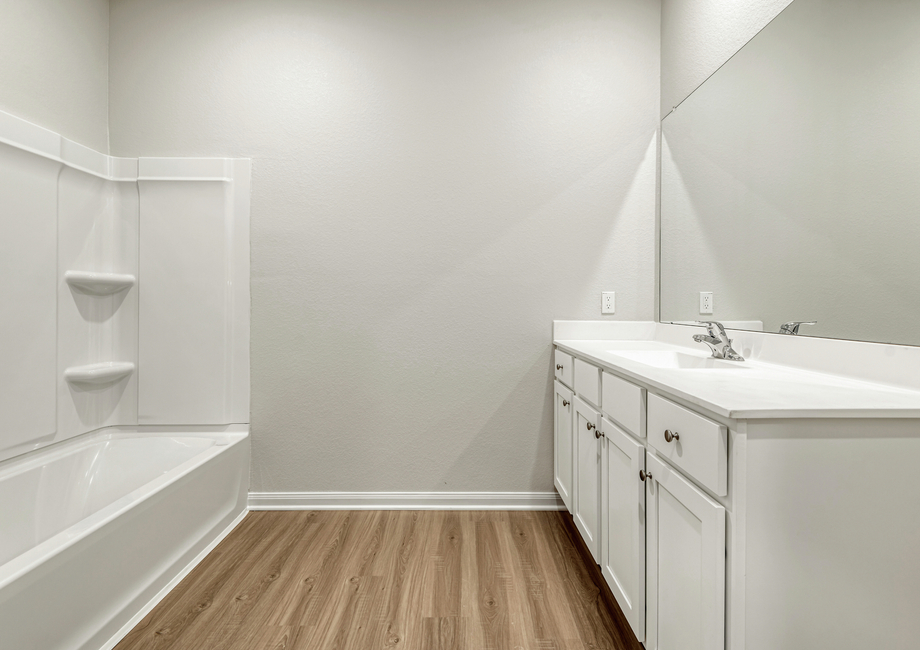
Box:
xmin=693 ymin=321 xmax=745 ymax=361
xmin=779 ymin=321 xmax=816 ymax=335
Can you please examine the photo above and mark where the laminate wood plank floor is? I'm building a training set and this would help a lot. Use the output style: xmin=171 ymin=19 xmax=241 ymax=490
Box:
xmin=116 ymin=511 xmax=642 ymax=650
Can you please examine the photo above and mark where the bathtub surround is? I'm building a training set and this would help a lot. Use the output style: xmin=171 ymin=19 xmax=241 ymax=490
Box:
xmin=0 ymin=109 xmax=251 ymax=464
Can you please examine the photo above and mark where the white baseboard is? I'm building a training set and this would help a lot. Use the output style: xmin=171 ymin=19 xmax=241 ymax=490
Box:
xmin=248 ymin=491 xmax=565 ymax=511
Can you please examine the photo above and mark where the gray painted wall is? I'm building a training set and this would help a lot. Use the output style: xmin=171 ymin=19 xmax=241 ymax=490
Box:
xmin=661 ymin=0 xmax=793 ymax=117
xmin=109 ymin=0 xmax=660 ymax=493
xmin=0 ymin=0 xmax=109 ymax=151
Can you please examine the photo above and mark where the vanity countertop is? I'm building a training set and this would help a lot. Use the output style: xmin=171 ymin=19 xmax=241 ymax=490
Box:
xmin=555 ymin=337 xmax=920 ymax=420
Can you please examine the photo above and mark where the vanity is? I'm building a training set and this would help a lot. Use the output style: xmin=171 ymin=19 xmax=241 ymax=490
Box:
xmin=553 ymin=320 xmax=920 ymax=650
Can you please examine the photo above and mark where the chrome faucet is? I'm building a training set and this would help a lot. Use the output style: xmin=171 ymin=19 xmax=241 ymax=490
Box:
xmin=693 ymin=321 xmax=744 ymax=361
xmin=778 ymin=320 xmax=816 ymax=335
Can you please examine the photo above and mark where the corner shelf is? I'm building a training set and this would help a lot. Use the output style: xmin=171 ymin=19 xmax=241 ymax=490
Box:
xmin=64 ymin=362 xmax=135 ymax=386
xmin=64 ymin=271 xmax=136 ymax=295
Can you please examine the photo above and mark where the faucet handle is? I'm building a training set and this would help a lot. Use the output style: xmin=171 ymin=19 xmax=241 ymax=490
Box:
xmin=779 ymin=321 xmax=816 ymax=335
xmin=696 ymin=320 xmax=728 ymax=338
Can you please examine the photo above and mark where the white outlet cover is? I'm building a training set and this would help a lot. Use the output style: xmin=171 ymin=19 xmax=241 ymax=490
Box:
xmin=700 ymin=291 xmax=713 ymax=314
xmin=602 ymin=291 xmax=616 ymax=314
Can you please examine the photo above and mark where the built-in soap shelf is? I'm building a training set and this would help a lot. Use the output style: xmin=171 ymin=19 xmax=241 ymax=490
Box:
xmin=64 ymin=271 xmax=136 ymax=295
xmin=64 ymin=362 xmax=135 ymax=386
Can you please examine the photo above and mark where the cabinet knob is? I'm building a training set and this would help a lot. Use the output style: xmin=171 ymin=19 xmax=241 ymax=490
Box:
xmin=639 ymin=470 xmax=652 ymax=482
xmin=586 ymin=422 xmax=596 ymax=431
xmin=556 ymin=364 xmax=564 ymax=370
xmin=664 ymin=429 xmax=680 ymax=443
xmin=595 ymin=429 xmax=605 ymax=440
xmin=562 ymin=399 xmax=569 ymax=407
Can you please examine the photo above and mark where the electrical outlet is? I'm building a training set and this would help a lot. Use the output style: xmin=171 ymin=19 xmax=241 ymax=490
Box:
xmin=700 ymin=292 xmax=713 ymax=314
xmin=602 ymin=292 xmax=616 ymax=314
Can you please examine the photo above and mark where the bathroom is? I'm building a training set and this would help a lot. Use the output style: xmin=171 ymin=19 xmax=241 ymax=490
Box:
xmin=1 ymin=0 xmax=918 ymax=648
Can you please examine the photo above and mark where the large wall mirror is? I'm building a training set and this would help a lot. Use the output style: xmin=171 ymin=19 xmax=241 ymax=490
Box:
xmin=660 ymin=0 xmax=920 ymax=346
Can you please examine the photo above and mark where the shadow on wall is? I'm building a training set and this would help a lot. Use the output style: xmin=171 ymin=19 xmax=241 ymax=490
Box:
xmin=437 ymin=342 xmax=557 ymax=493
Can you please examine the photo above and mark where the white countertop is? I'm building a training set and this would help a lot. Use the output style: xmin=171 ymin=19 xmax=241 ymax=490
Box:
xmin=555 ymin=329 xmax=920 ymax=420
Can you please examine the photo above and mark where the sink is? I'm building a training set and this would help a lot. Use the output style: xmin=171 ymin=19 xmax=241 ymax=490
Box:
xmin=607 ymin=349 xmax=746 ymax=370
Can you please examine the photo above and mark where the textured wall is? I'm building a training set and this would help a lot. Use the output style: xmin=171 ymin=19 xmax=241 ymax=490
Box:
xmin=109 ymin=0 xmax=659 ymax=493
xmin=660 ymin=0 xmax=793 ymax=117
xmin=0 ymin=0 xmax=109 ymax=151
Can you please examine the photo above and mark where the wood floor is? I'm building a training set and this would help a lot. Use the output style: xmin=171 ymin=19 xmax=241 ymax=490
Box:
xmin=116 ymin=511 xmax=642 ymax=650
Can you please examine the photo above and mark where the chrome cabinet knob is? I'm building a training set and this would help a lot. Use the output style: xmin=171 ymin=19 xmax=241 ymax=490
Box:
xmin=556 ymin=364 xmax=564 ymax=370
xmin=562 ymin=399 xmax=569 ymax=407
xmin=664 ymin=429 xmax=680 ymax=443
xmin=586 ymin=422 xmax=596 ymax=431
xmin=639 ymin=470 xmax=652 ymax=482
xmin=595 ymin=429 xmax=605 ymax=440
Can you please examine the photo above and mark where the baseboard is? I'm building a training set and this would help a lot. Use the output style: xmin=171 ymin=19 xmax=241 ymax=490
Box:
xmin=99 ymin=508 xmax=249 ymax=650
xmin=247 ymin=491 xmax=566 ymax=511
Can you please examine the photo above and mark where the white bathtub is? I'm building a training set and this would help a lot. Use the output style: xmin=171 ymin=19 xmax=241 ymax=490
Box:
xmin=0 ymin=426 xmax=250 ymax=650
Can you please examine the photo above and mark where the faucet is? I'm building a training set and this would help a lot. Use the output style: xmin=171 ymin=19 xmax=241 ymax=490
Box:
xmin=779 ymin=320 xmax=816 ymax=335
xmin=693 ymin=321 xmax=744 ymax=361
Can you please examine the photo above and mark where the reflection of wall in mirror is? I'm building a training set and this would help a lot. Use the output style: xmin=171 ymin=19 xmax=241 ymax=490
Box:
xmin=661 ymin=0 xmax=794 ymax=117
xmin=659 ymin=0 xmax=920 ymax=346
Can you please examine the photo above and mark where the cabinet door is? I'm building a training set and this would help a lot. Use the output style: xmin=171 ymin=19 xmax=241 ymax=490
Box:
xmin=574 ymin=396 xmax=601 ymax=562
xmin=554 ymin=380 xmax=575 ymax=512
xmin=601 ymin=418 xmax=646 ymax=643
xmin=646 ymin=453 xmax=725 ymax=650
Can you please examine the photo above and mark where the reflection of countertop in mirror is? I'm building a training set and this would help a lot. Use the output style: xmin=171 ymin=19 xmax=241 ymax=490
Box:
xmin=555 ymin=321 xmax=920 ymax=419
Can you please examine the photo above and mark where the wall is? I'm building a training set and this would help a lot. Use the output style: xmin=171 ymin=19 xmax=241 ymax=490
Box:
xmin=0 ymin=0 xmax=109 ymax=152
xmin=109 ymin=0 xmax=660 ymax=494
xmin=660 ymin=0 xmax=793 ymax=116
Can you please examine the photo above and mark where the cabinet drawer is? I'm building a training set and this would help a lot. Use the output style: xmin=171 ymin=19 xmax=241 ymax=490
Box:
xmin=574 ymin=358 xmax=601 ymax=407
xmin=554 ymin=349 xmax=574 ymax=388
xmin=602 ymin=372 xmax=646 ymax=438
xmin=647 ymin=393 xmax=727 ymax=496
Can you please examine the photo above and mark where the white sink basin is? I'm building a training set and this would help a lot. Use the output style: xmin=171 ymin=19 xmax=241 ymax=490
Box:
xmin=607 ymin=349 xmax=747 ymax=370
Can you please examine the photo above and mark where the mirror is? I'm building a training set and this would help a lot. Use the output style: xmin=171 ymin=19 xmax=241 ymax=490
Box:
xmin=660 ymin=0 xmax=920 ymax=346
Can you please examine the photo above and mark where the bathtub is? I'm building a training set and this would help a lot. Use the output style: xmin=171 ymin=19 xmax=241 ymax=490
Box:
xmin=0 ymin=426 xmax=250 ymax=650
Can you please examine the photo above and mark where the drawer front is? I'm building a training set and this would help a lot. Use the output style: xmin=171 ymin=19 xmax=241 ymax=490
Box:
xmin=647 ymin=393 xmax=727 ymax=496
xmin=574 ymin=358 xmax=601 ymax=408
xmin=554 ymin=349 xmax=574 ymax=388
xmin=602 ymin=372 xmax=646 ymax=439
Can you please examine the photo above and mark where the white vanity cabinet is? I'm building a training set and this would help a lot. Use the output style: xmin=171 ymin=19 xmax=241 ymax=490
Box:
xmin=600 ymin=416 xmax=646 ymax=641
xmin=573 ymin=396 xmax=602 ymax=562
xmin=553 ymin=349 xmax=728 ymax=648
xmin=554 ymin=349 xmax=574 ymax=388
xmin=554 ymin=324 xmax=920 ymax=650
xmin=645 ymin=453 xmax=725 ymax=650
xmin=553 ymin=380 xmax=574 ymax=511
xmin=603 ymin=370 xmax=646 ymax=438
